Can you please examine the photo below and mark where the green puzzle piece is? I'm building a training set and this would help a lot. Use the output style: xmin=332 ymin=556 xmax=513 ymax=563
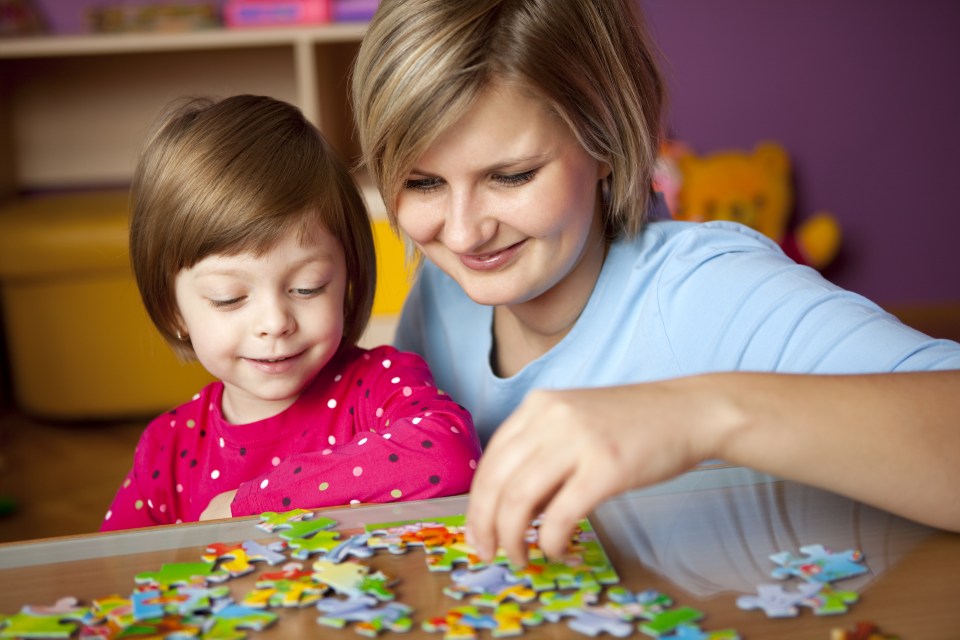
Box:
xmin=135 ymin=562 xmax=229 ymax=589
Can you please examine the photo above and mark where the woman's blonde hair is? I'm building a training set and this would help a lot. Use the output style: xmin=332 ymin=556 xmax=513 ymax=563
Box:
xmin=352 ymin=0 xmax=665 ymax=239
xmin=130 ymin=95 xmax=375 ymax=360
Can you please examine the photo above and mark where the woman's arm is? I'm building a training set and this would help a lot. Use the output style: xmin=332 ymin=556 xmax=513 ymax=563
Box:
xmin=466 ymin=369 xmax=960 ymax=565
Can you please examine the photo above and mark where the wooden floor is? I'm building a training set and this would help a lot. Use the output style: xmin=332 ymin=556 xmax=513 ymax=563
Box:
xmin=0 ymin=407 xmax=145 ymax=543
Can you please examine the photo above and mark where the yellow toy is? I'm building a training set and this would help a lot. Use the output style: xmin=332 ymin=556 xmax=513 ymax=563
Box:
xmin=659 ymin=141 xmax=842 ymax=269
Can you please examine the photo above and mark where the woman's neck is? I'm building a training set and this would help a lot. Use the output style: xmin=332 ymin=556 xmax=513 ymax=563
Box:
xmin=491 ymin=234 xmax=608 ymax=378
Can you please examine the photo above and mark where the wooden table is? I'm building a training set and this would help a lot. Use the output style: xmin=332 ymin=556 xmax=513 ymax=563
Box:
xmin=1 ymin=467 xmax=957 ymax=639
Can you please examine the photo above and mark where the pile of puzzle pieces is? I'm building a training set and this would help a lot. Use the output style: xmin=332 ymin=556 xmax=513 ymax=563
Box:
xmin=0 ymin=509 xmax=898 ymax=639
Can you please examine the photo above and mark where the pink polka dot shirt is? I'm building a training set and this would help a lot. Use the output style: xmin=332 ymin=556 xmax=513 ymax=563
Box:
xmin=101 ymin=345 xmax=481 ymax=531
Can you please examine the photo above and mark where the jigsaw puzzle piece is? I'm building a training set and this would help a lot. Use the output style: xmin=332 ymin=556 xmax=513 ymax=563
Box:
xmin=659 ymin=624 xmax=740 ymax=640
xmin=240 ymin=539 xmax=288 ymax=565
xmin=443 ymin=566 xmax=535 ymax=605
xmin=315 ymin=595 xmax=413 ymax=636
xmin=104 ymin=613 xmax=203 ymax=639
xmin=806 ymin=584 xmax=859 ymax=616
xmin=736 ymin=582 xmax=822 ymax=618
xmin=202 ymin=603 xmax=277 ymax=640
xmin=1 ymin=608 xmax=84 ymax=639
xmin=256 ymin=508 xmax=317 ymax=533
xmin=605 ymin=587 xmax=672 ymax=621
xmin=637 ymin=606 xmax=705 ymax=637
xmin=311 ymin=559 xmax=397 ymax=601
xmin=537 ymin=590 xmax=631 ymax=637
xmin=202 ymin=543 xmax=256 ymax=578
xmin=769 ymin=544 xmax=867 ymax=583
xmin=135 ymin=562 xmax=229 ymax=590
xmin=830 ymin=620 xmax=901 ymax=640
xmin=423 ymin=603 xmax=541 ymax=639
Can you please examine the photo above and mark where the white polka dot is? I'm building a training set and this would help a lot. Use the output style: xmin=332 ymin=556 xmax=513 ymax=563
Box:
xmin=327 ymin=399 xmax=337 ymax=409
xmin=177 ymin=484 xmax=184 ymax=493
xmin=391 ymin=376 xmax=401 ymax=384
xmin=450 ymin=426 xmax=459 ymax=434
xmin=382 ymin=359 xmax=392 ymax=368
xmin=353 ymin=466 xmax=363 ymax=477
xmin=412 ymin=417 xmax=422 ymax=425
xmin=260 ymin=479 xmax=269 ymax=489
xmin=209 ymin=402 xmax=215 ymax=412
xmin=219 ymin=437 xmax=225 ymax=448
xmin=322 ymin=449 xmax=332 ymax=455
xmin=176 ymin=519 xmax=183 ymax=524
xmin=148 ymin=499 xmax=154 ymax=509
xmin=358 ymin=438 xmax=368 ymax=445
xmin=334 ymin=374 xmax=343 ymax=382
xmin=376 ymin=408 xmax=384 ymax=418
xmin=383 ymin=433 xmax=392 ymax=440
xmin=192 ymin=393 xmax=201 ymax=401
xmin=328 ymin=435 xmax=337 ymax=445
xmin=403 ymin=386 xmax=413 ymax=397
xmin=170 ymin=420 xmax=176 ymax=427
xmin=469 ymin=459 xmax=478 ymax=469
xmin=160 ymin=504 xmax=167 ymax=513
xmin=350 ymin=499 xmax=361 ymax=505
xmin=211 ymin=470 xmax=220 ymax=479
xmin=105 ymin=510 xmax=112 ymax=520
xmin=272 ymin=456 xmax=281 ymax=467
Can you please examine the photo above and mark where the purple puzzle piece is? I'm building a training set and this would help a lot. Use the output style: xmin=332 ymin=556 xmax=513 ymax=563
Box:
xmin=736 ymin=582 xmax=823 ymax=618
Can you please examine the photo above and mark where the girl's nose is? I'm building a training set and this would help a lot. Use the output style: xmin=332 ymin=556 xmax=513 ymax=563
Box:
xmin=256 ymin=298 xmax=296 ymax=338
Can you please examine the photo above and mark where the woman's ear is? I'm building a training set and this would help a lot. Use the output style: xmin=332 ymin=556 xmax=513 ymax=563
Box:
xmin=597 ymin=160 xmax=613 ymax=181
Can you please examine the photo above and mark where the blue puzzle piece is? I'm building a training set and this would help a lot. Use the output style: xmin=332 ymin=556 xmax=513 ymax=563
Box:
xmin=769 ymin=544 xmax=867 ymax=583
xmin=736 ymin=582 xmax=822 ymax=618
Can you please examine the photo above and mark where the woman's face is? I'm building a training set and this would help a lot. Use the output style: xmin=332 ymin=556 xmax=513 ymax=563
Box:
xmin=396 ymin=82 xmax=610 ymax=310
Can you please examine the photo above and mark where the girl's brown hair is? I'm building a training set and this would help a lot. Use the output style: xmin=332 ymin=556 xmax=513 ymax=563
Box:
xmin=130 ymin=95 xmax=375 ymax=359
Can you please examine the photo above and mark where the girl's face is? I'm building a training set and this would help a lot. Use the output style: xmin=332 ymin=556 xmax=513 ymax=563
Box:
xmin=174 ymin=225 xmax=346 ymax=424
xmin=396 ymin=82 xmax=610 ymax=310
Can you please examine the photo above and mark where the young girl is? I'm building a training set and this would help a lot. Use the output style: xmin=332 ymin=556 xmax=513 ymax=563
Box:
xmin=101 ymin=95 xmax=481 ymax=531
xmin=351 ymin=0 xmax=960 ymax=564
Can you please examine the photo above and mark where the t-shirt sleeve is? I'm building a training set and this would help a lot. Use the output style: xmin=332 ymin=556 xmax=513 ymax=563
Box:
xmin=99 ymin=420 xmax=174 ymax=532
xmin=656 ymin=222 xmax=960 ymax=374
xmin=231 ymin=348 xmax=482 ymax=515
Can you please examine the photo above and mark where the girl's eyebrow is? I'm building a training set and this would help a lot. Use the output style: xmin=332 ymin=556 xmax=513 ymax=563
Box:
xmin=190 ymin=251 xmax=337 ymax=279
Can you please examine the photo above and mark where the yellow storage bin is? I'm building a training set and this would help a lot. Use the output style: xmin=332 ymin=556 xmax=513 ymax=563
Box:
xmin=0 ymin=192 xmax=213 ymax=420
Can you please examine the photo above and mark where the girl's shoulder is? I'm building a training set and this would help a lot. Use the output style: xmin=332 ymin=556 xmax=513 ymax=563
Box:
xmin=144 ymin=379 xmax=223 ymax=431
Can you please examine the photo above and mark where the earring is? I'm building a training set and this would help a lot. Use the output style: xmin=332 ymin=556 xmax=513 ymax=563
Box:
xmin=176 ymin=329 xmax=187 ymax=341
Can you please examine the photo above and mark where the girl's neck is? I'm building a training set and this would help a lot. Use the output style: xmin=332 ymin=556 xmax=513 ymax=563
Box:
xmin=491 ymin=234 xmax=608 ymax=378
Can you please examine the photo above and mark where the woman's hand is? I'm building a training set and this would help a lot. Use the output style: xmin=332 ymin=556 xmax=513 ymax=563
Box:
xmin=199 ymin=489 xmax=238 ymax=521
xmin=466 ymin=380 xmax=732 ymax=566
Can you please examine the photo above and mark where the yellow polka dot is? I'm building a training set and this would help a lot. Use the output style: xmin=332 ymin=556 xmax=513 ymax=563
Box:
xmin=186 ymin=419 xmax=196 ymax=428
xmin=318 ymin=482 xmax=329 ymax=491
xmin=123 ymin=478 xmax=132 ymax=488
xmin=390 ymin=489 xmax=402 ymax=499
xmin=134 ymin=499 xmax=144 ymax=510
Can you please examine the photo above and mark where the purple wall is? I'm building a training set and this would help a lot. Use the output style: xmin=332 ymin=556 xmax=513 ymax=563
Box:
xmin=641 ymin=0 xmax=960 ymax=305
xmin=26 ymin=1 xmax=960 ymax=304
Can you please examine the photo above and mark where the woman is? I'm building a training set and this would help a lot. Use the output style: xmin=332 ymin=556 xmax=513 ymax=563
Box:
xmin=352 ymin=0 xmax=960 ymax=565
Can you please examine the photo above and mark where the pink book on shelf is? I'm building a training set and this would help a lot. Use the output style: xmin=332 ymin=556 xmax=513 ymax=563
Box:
xmin=224 ymin=0 xmax=332 ymax=27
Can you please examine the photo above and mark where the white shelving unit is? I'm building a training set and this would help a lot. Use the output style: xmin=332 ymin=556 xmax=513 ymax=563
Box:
xmin=0 ymin=23 xmax=368 ymax=193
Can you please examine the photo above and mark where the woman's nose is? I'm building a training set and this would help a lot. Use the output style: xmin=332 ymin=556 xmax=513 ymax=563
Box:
xmin=440 ymin=189 xmax=494 ymax=254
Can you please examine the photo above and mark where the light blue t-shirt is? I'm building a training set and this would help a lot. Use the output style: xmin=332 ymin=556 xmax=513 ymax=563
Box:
xmin=395 ymin=219 xmax=960 ymax=444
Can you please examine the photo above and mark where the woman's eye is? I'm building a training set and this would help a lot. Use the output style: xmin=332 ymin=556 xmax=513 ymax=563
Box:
xmin=493 ymin=170 xmax=537 ymax=187
xmin=404 ymin=176 xmax=443 ymax=193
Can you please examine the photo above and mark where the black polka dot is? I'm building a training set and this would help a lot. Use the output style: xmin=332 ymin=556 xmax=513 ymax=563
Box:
xmin=349 ymin=407 xmax=354 ymax=415
xmin=190 ymin=459 xmax=198 ymax=468
xmin=240 ymin=448 xmax=246 ymax=456
xmin=294 ymin=466 xmax=302 ymax=475
xmin=152 ymin=470 xmax=160 ymax=479
xmin=282 ymin=497 xmax=291 ymax=507
xmin=199 ymin=429 xmax=206 ymax=437
xmin=180 ymin=449 xmax=188 ymax=458
xmin=388 ymin=454 xmax=399 ymax=463
xmin=421 ymin=440 xmax=433 ymax=449
xmin=429 ymin=475 xmax=440 ymax=485
xmin=357 ymin=378 xmax=363 ymax=386
xmin=365 ymin=389 xmax=371 ymax=398
xmin=411 ymin=400 xmax=420 ymax=406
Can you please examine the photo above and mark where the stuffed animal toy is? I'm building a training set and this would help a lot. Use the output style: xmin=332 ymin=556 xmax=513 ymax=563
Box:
xmin=654 ymin=141 xmax=842 ymax=269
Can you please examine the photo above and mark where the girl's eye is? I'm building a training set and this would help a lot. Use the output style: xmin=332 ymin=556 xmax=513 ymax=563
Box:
xmin=404 ymin=176 xmax=444 ymax=193
xmin=293 ymin=286 xmax=326 ymax=296
xmin=493 ymin=169 xmax=537 ymax=187
xmin=209 ymin=297 xmax=243 ymax=309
